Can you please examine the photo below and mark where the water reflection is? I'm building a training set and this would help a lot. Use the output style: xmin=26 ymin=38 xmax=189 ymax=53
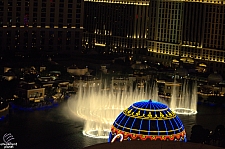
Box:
xmin=178 ymin=114 xmax=196 ymax=139
xmin=0 ymin=102 xmax=224 ymax=149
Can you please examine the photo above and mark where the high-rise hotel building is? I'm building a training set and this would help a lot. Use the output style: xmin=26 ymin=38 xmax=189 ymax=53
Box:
xmin=147 ymin=0 xmax=225 ymax=73
xmin=83 ymin=0 xmax=149 ymax=54
xmin=83 ymin=0 xmax=225 ymax=74
xmin=0 ymin=0 xmax=83 ymax=55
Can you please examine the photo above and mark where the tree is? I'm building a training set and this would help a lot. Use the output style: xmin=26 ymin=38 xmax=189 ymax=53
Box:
xmin=190 ymin=125 xmax=205 ymax=143
xmin=212 ymin=125 xmax=225 ymax=146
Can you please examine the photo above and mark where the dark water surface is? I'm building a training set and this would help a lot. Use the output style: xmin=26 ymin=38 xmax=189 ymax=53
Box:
xmin=0 ymin=102 xmax=225 ymax=149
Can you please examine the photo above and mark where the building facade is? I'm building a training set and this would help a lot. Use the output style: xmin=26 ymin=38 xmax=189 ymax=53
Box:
xmin=0 ymin=0 xmax=83 ymax=55
xmin=83 ymin=0 xmax=149 ymax=55
xmin=83 ymin=0 xmax=225 ymax=74
xmin=147 ymin=0 xmax=225 ymax=74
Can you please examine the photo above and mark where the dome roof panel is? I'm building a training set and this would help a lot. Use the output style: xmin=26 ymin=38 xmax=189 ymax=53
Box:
xmin=109 ymin=100 xmax=186 ymax=142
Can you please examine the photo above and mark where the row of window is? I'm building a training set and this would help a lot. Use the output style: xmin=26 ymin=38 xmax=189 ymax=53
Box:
xmin=2 ymin=30 xmax=80 ymax=37
xmin=148 ymin=42 xmax=180 ymax=55
xmin=83 ymin=33 xmax=145 ymax=49
xmin=147 ymin=41 xmax=225 ymax=63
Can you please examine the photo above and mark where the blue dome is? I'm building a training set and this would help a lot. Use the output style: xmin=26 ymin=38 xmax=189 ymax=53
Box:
xmin=109 ymin=100 xmax=186 ymax=142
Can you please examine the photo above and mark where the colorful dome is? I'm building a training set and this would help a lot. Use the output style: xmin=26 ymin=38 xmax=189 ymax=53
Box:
xmin=108 ymin=100 xmax=186 ymax=142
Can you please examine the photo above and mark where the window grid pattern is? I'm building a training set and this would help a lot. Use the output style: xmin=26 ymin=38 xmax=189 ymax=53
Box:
xmin=147 ymin=0 xmax=225 ymax=69
xmin=0 ymin=0 xmax=83 ymax=52
xmin=203 ymin=4 xmax=225 ymax=50
xmin=83 ymin=1 xmax=148 ymax=53
xmin=148 ymin=1 xmax=183 ymax=44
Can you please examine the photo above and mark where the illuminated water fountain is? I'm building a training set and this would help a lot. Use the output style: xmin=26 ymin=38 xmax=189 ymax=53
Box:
xmin=67 ymin=80 xmax=163 ymax=139
xmin=170 ymin=79 xmax=197 ymax=115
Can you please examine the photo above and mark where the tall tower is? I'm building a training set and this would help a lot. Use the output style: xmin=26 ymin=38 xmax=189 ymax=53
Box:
xmin=83 ymin=0 xmax=149 ymax=55
xmin=146 ymin=0 xmax=225 ymax=74
xmin=180 ymin=1 xmax=225 ymax=73
xmin=0 ymin=0 xmax=83 ymax=56
xmin=147 ymin=0 xmax=184 ymax=66
xmin=148 ymin=0 xmax=183 ymax=43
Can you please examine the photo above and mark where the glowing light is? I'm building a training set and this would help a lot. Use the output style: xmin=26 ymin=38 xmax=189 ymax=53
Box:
xmin=0 ymin=105 xmax=9 ymax=112
xmin=172 ymin=108 xmax=197 ymax=115
xmin=83 ymin=0 xmax=149 ymax=5
xmin=170 ymin=80 xmax=197 ymax=115
xmin=68 ymin=80 xmax=161 ymax=139
xmin=83 ymin=130 xmax=110 ymax=139
xmin=199 ymin=63 xmax=207 ymax=67
xmin=111 ymin=134 xmax=123 ymax=142
xmin=108 ymin=100 xmax=187 ymax=142
xmin=95 ymin=43 xmax=106 ymax=46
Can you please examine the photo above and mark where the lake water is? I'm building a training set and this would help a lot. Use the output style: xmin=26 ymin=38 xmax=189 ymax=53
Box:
xmin=0 ymin=102 xmax=225 ymax=149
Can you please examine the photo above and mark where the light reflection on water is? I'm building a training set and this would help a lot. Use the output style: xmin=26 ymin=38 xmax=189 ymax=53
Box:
xmin=0 ymin=102 xmax=225 ymax=149
xmin=177 ymin=114 xmax=196 ymax=139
